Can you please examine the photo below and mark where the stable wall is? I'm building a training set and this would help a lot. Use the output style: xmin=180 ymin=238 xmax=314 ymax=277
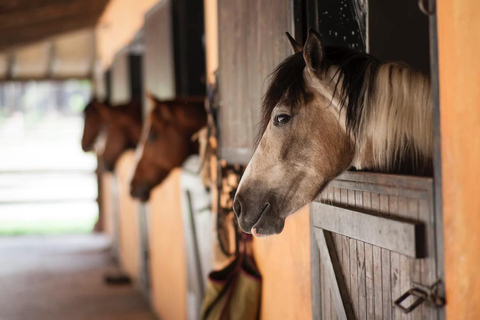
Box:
xmin=148 ymin=169 xmax=187 ymax=320
xmin=100 ymin=172 xmax=116 ymax=242
xmin=115 ymin=152 xmax=141 ymax=282
xmin=252 ymin=207 xmax=312 ymax=320
xmin=438 ymin=1 xmax=480 ymax=319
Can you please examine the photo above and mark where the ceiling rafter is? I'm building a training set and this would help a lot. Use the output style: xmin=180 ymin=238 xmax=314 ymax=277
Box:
xmin=0 ymin=0 xmax=109 ymax=52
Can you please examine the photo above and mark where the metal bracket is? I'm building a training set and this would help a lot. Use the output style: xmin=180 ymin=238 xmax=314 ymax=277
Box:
xmin=418 ymin=0 xmax=435 ymax=16
xmin=394 ymin=279 xmax=445 ymax=313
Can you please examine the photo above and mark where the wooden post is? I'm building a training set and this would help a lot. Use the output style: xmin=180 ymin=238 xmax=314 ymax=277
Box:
xmin=437 ymin=0 xmax=480 ymax=319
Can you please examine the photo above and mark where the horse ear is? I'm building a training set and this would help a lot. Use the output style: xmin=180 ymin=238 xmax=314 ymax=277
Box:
xmin=285 ymin=32 xmax=303 ymax=53
xmin=146 ymin=91 xmax=161 ymax=107
xmin=94 ymin=102 xmax=112 ymax=121
xmin=303 ymin=29 xmax=324 ymax=75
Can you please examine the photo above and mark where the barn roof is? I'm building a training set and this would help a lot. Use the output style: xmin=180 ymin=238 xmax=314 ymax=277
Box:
xmin=0 ymin=0 xmax=110 ymax=80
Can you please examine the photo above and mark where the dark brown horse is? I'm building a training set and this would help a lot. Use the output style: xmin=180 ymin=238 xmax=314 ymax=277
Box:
xmin=95 ymin=100 xmax=143 ymax=172
xmin=130 ymin=95 xmax=207 ymax=201
xmin=81 ymin=98 xmax=104 ymax=152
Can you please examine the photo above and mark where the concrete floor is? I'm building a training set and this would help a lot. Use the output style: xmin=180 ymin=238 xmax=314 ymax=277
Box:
xmin=0 ymin=234 xmax=156 ymax=320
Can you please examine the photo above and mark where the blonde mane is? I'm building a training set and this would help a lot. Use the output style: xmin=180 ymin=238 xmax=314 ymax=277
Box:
xmin=356 ymin=63 xmax=432 ymax=173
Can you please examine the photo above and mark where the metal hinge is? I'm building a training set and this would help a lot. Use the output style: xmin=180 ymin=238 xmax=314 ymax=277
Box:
xmin=394 ymin=279 xmax=445 ymax=313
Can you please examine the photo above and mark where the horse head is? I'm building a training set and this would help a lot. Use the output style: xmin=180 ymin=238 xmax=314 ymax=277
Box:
xmin=81 ymin=98 xmax=104 ymax=152
xmin=233 ymin=29 xmax=432 ymax=237
xmin=95 ymin=100 xmax=143 ymax=172
xmin=130 ymin=94 xmax=206 ymax=202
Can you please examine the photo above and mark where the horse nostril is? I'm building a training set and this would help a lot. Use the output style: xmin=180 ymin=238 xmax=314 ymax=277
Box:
xmin=233 ymin=197 xmax=242 ymax=217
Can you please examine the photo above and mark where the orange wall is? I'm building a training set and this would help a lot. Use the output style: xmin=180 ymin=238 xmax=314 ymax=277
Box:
xmin=438 ymin=1 xmax=480 ymax=319
xmin=253 ymin=206 xmax=312 ymax=320
xmin=148 ymin=169 xmax=187 ymax=320
xmin=100 ymin=172 xmax=115 ymax=242
xmin=115 ymin=152 xmax=141 ymax=282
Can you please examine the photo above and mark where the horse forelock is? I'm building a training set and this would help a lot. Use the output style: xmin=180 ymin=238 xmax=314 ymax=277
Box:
xmin=258 ymin=48 xmax=379 ymax=146
xmin=257 ymin=52 xmax=309 ymax=148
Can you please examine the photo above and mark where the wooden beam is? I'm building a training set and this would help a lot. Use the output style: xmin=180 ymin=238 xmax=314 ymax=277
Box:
xmin=0 ymin=0 xmax=108 ymax=51
xmin=0 ymin=0 xmax=107 ymax=30
xmin=0 ymin=16 xmax=98 ymax=51
xmin=314 ymin=228 xmax=355 ymax=320
xmin=311 ymin=202 xmax=424 ymax=258
xmin=0 ymin=0 xmax=73 ymax=14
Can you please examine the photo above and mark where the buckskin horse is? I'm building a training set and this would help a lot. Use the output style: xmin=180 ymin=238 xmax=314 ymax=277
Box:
xmin=233 ymin=29 xmax=432 ymax=237
xmin=95 ymin=100 xmax=143 ymax=172
xmin=130 ymin=94 xmax=206 ymax=201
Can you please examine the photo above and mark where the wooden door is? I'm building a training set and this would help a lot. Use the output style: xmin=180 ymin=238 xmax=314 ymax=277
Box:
xmin=306 ymin=0 xmax=444 ymax=318
xmin=217 ymin=0 xmax=293 ymax=164
xmin=310 ymin=172 xmax=443 ymax=319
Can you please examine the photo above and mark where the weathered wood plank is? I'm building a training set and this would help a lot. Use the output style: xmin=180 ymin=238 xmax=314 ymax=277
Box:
xmin=218 ymin=0 xmax=292 ymax=162
xmin=389 ymin=195 xmax=400 ymax=320
xmin=337 ymin=171 xmax=433 ymax=192
xmin=419 ymin=198 xmax=437 ymax=320
xmin=363 ymin=192 xmax=375 ymax=320
xmin=311 ymin=203 xmax=422 ymax=258
xmin=356 ymin=191 xmax=367 ymax=320
xmin=370 ymin=193 xmax=382 ymax=319
xmin=326 ymin=180 xmax=430 ymax=200
xmin=380 ymin=195 xmax=392 ymax=320
xmin=350 ymin=238 xmax=359 ymax=319
xmin=315 ymin=229 xmax=355 ymax=320
xmin=340 ymin=188 xmax=351 ymax=298
xmin=408 ymin=198 xmax=422 ymax=320
xmin=348 ymin=190 xmax=359 ymax=319
xmin=398 ymin=197 xmax=411 ymax=320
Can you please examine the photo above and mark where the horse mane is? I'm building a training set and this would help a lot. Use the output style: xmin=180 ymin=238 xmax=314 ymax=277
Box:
xmin=259 ymin=47 xmax=432 ymax=174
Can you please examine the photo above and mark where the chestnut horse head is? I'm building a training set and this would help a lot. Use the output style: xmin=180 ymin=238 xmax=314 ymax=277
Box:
xmin=130 ymin=95 xmax=207 ymax=201
xmin=95 ymin=100 xmax=143 ymax=172
xmin=81 ymin=98 xmax=104 ymax=152
xmin=233 ymin=30 xmax=432 ymax=237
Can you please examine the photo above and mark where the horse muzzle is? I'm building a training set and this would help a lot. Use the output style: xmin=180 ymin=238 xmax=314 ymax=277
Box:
xmin=233 ymin=193 xmax=285 ymax=237
xmin=130 ymin=183 xmax=151 ymax=202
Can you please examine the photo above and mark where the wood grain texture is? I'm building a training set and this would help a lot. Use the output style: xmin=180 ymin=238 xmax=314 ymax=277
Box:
xmin=217 ymin=0 xmax=292 ymax=163
xmin=311 ymin=203 xmax=422 ymax=257
xmin=311 ymin=172 xmax=438 ymax=319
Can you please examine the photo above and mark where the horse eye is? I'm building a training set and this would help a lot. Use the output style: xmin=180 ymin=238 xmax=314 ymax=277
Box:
xmin=147 ymin=131 xmax=158 ymax=142
xmin=274 ymin=114 xmax=291 ymax=126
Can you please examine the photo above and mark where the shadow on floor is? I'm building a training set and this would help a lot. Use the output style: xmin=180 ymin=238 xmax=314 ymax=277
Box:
xmin=0 ymin=234 xmax=156 ymax=320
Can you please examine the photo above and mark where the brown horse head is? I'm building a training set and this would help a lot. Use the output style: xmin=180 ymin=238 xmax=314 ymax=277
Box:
xmin=130 ymin=94 xmax=207 ymax=201
xmin=81 ymin=98 xmax=104 ymax=152
xmin=95 ymin=100 xmax=143 ymax=172
xmin=233 ymin=30 xmax=432 ymax=237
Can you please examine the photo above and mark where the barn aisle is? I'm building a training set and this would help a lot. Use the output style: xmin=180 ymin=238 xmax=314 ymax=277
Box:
xmin=0 ymin=234 xmax=156 ymax=320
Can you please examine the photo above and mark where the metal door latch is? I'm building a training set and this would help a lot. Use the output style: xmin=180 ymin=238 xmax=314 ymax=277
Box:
xmin=394 ymin=279 xmax=445 ymax=313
